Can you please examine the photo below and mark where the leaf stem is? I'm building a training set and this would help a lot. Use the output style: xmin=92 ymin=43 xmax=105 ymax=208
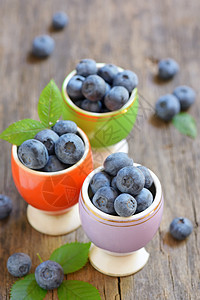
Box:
xmin=37 ymin=253 xmax=43 ymax=263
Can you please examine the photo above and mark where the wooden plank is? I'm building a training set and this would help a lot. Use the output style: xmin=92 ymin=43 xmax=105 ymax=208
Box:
xmin=0 ymin=0 xmax=199 ymax=299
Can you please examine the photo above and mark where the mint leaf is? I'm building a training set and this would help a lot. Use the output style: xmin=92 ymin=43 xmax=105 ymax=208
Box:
xmin=38 ymin=79 xmax=63 ymax=127
xmin=50 ymin=242 xmax=91 ymax=274
xmin=172 ymin=112 xmax=197 ymax=138
xmin=57 ymin=280 xmax=101 ymax=300
xmin=0 ymin=119 xmax=46 ymax=145
xmin=10 ymin=274 xmax=47 ymax=300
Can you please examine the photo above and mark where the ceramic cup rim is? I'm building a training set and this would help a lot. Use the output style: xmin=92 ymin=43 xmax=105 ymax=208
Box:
xmin=81 ymin=164 xmax=162 ymax=222
xmin=62 ymin=63 xmax=138 ymax=118
xmin=12 ymin=127 xmax=91 ymax=177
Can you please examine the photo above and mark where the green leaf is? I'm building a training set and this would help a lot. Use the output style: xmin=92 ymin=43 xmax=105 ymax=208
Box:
xmin=57 ymin=280 xmax=101 ymax=300
xmin=172 ymin=112 xmax=197 ymax=138
xmin=0 ymin=119 xmax=46 ymax=145
xmin=50 ymin=242 xmax=91 ymax=274
xmin=38 ymin=79 xmax=63 ymax=127
xmin=10 ymin=274 xmax=47 ymax=300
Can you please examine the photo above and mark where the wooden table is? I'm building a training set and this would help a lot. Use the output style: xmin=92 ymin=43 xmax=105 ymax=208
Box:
xmin=0 ymin=0 xmax=199 ymax=299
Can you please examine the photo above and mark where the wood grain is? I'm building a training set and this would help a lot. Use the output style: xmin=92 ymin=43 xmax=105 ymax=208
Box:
xmin=0 ymin=0 xmax=199 ymax=299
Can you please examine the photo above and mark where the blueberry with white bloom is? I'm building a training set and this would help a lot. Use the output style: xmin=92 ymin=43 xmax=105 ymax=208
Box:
xmin=155 ymin=94 xmax=180 ymax=121
xmin=173 ymin=85 xmax=196 ymax=110
xmin=32 ymin=35 xmax=55 ymax=58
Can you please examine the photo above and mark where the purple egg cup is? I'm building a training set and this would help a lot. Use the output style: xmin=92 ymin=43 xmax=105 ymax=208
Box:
xmin=79 ymin=164 xmax=164 ymax=276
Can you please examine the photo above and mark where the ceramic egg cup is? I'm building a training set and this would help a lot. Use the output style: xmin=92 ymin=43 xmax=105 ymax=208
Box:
xmin=62 ymin=63 xmax=138 ymax=168
xmin=79 ymin=165 xmax=164 ymax=277
xmin=11 ymin=127 xmax=93 ymax=236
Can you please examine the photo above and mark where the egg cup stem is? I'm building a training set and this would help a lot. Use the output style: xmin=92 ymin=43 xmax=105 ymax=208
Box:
xmin=89 ymin=244 xmax=149 ymax=277
xmin=92 ymin=139 xmax=129 ymax=168
xmin=27 ymin=204 xmax=81 ymax=235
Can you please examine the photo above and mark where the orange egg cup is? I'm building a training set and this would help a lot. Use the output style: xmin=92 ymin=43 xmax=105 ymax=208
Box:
xmin=11 ymin=127 xmax=93 ymax=235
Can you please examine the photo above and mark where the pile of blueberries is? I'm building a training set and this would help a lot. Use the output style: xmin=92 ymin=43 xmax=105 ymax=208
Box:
xmin=7 ymin=252 xmax=64 ymax=290
xmin=89 ymin=152 xmax=154 ymax=217
xmin=17 ymin=120 xmax=85 ymax=172
xmin=66 ymin=59 xmax=138 ymax=113
xmin=155 ymin=58 xmax=196 ymax=121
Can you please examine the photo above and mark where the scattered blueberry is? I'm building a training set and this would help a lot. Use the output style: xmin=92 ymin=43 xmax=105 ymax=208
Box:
xmin=98 ymin=64 xmax=119 ymax=84
xmin=81 ymin=99 xmax=102 ymax=113
xmin=104 ymin=86 xmax=129 ymax=111
xmin=0 ymin=194 xmax=12 ymax=219
xmin=116 ymin=166 xmax=145 ymax=195
xmin=7 ymin=253 xmax=32 ymax=277
xmin=42 ymin=155 xmax=67 ymax=172
xmin=32 ymin=35 xmax=55 ymax=58
xmin=92 ymin=186 xmax=118 ymax=214
xmin=113 ymin=70 xmax=138 ymax=93
xmin=55 ymin=133 xmax=84 ymax=164
xmin=52 ymin=12 xmax=69 ymax=30
xmin=137 ymin=166 xmax=153 ymax=188
xmin=66 ymin=75 xmax=85 ymax=101
xmin=76 ymin=59 xmax=97 ymax=77
xmin=82 ymin=75 xmax=106 ymax=101
xmin=18 ymin=139 xmax=49 ymax=170
xmin=169 ymin=217 xmax=193 ymax=240
xmin=114 ymin=193 xmax=137 ymax=217
xmin=35 ymin=260 xmax=64 ymax=290
xmin=104 ymin=152 xmax=133 ymax=176
xmin=135 ymin=188 xmax=153 ymax=213
xmin=90 ymin=171 xmax=111 ymax=194
xmin=53 ymin=120 xmax=77 ymax=136
xmin=173 ymin=85 xmax=196 ymax=110
xmin=158 ymin=58 xmax=179 ymax=80
xmin=34 ymin=129 xmax=59 ymax=155
xmin=155 ymin=94 xmax=180 ymax=121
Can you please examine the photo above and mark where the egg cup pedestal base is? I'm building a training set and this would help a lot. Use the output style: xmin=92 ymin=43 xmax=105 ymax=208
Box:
xmin=27 ymin=203 xmax=81 ymax=236
xmin=89 ymin=244 xmax=149 ymax=277
xmin=92 ymin=139 xmax=128 ymax=168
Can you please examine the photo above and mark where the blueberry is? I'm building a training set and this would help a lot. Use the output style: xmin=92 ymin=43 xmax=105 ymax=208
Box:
xmin=105 ymin=83 xmax=111 ymax=95
xmin=82 ymin=75 xmax=106 ymax=101
xmin=104 ymin=86 xmax=129 ymax=111
xmin=98 ymin=64 xmax=119 ymax=84
xmin=35 ymin=260 xmax=64 ymax=290
xmin=111 ymin=176 xmax=119 ymax=191
xmin=34 ymin=129 xmax=59 ymax=155
xmin=92 ymin=186 xmax=118 ymax=214
xmin=90 ymin=171 xmax=111 ymax=194
xmin=53 ymin=120 xmax=77 ymax=136
xmin=114 ymin=193 xmax=137 ymax=217
xmin=169 ymin=217 xmax=193 ymax=240
xmin=0 ymin=194 xmax=12 ymax=219
xmin=103 ymin=152 xmax=133 ymax=176
xmin=55 ymin=133 xmax=84 ymax=164
xmin=76 ymin=59 xmax=97 ymax=77
xmin=66 ymin=75 xmax=85 ymax=101
xmin=18 ymin=139 xmax=49 ymax=170
xmin=52 ymin=12 xmax=69 ymax=29
xmin=116 ymin=166 xmax=145 ymax=195
xmin=137 ymin=166 xmax=153 ymax=188
xmin=135 ymin=188 xmax=153 ymax=213
xmin=7 ymin=253 xmax=32 ymax=277
xmin=173 ymin=85 xmax=196 ymax=110
xmin=73 ymin=100 xmax=83 ymax=108
xmin=158 ymin=58 xmax=179 ymax=80
xmin=155 ymin=94 xmax=180 ymax=121
xmin=81 ymin=99 xmax=102 ymax=113
xmin=42 ymin=155 xmax=67 ymax=172
xmin=113 ymin=70 xmax=138 ymax=93
xmin=32 ymin=35 xmax=55 ymax=58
